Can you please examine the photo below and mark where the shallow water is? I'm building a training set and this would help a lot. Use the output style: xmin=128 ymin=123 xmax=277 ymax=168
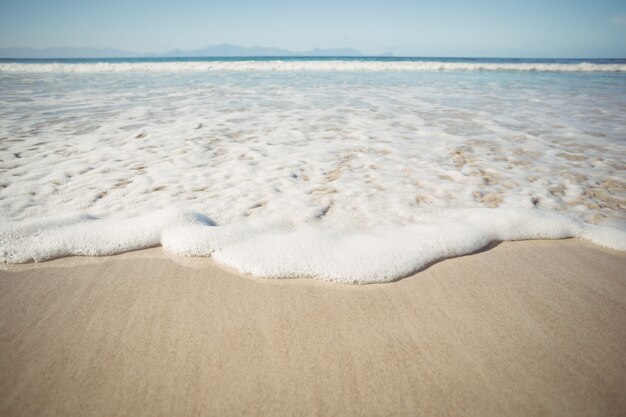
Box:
xmin=1 ymin=60 xmax=625 ymax=282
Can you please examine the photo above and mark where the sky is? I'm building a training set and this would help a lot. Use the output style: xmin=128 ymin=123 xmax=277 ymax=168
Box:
xmin=0 ymin=0 xmax=625 ymax=57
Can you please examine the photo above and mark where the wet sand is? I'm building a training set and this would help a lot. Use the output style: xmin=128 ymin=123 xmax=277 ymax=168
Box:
xmin=1 ymin=239 xmax=625 ymax=417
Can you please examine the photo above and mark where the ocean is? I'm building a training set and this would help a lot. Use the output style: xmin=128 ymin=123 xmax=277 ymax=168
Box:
xmin=1 ymin=57 xmax=625 ymax=282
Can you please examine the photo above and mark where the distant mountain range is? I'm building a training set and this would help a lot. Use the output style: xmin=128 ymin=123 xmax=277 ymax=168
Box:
xmin=0 ymin=44 xmax=367 ymax=59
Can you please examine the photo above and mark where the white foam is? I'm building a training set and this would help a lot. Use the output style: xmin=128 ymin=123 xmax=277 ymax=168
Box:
xmin=0 ymin=209 xmax=211 ymax=263
xmin=162 ymin=208 xmax=592 ymax=283
xmin=1 ymin=60 xmax=625 ymax=73
xmin=1 ymin=66 xmax=625 ymax=282
xmin=3 ymin=207 xmax=623 ymax=283
xmin=579 ymin=223 xmax=626 ymax=251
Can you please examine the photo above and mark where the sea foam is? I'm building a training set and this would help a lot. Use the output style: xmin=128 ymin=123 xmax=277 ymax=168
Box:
xmin=0 ymin=209 xmax=212 ymax=263
xmin=2 ymin=207 xmax=624 ymax=283
xmin=1 ymin=63 xmax=624 ymax=282
xmin=1 ymin=60 xmax=625 ymax=73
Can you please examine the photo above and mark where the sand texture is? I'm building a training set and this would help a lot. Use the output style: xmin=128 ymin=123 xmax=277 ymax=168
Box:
xmin=1 ymin=239 xmax=625 ymax=417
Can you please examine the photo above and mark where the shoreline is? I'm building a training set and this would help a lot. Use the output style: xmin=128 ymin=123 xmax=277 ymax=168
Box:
xmin=1 ymin=238 xmax=625 ymax=416
xmin=3 ymin=235 xmax=624 ymax=284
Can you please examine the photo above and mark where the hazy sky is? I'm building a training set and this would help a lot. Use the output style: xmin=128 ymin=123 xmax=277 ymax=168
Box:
xmin=1 ymin=0 xmax=625 ymax=57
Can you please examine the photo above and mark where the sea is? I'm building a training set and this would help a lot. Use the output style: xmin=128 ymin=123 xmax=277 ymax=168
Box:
xmin=1 ymin=57 xmax=625 ymax=283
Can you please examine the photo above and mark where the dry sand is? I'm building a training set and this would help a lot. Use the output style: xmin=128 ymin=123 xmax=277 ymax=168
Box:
xmin=1 ymin=238 xmax=625 ymax=417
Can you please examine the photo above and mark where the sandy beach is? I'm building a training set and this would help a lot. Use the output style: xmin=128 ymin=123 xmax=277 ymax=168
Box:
xmin=1 ymin=238 xmax=624 ymax=417
xmin=2 ymin=2 xmax=626 ymax=416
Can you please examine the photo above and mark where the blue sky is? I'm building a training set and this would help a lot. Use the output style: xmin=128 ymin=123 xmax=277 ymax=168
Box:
xmin=0 ymin=0 xmax=625 ymax=57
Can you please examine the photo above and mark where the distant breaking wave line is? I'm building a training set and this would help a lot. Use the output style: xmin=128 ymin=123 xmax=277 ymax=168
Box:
xmin=1 ymin=61 xmax=626 ymax=73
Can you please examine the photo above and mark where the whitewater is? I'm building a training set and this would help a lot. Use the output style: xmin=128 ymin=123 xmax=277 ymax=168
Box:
xmin=1 ymin=58 xmax=625 ymax=283
xmin=2 ymin=59 xmax=626 ymax=73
